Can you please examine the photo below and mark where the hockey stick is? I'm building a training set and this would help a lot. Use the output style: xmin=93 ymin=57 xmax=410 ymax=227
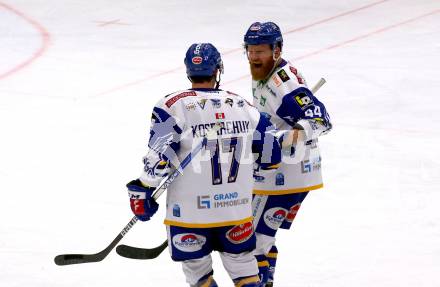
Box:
xmin=54 ymin=216 xmax=138 ymax=266
xmin=115 ymin=78 xmax=327 ymax=260
xmin=54 ymin=124 xmax=220 ymax=266
xmin=116 ymin=238 xmax=168 ymax=260
xmin=311 ymin=77 xmax=326 ymax=93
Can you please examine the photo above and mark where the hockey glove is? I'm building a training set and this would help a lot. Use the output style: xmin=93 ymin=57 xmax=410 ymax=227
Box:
xmin=127 ymin=179 xmax=159 ymax=222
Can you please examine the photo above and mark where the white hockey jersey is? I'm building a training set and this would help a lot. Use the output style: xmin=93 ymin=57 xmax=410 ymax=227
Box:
xmin=139 ymin=88 xmax=281 ymax=228
xmin=252 ymin=59 xmax=332 ymax=195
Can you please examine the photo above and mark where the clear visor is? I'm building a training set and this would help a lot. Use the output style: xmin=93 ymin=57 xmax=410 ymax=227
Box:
xmin=244 ymin=46 xmax=276 ymax=60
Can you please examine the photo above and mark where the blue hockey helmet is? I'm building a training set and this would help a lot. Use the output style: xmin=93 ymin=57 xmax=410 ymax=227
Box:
xmin=184 ymin=43 xmax=224 ymax=77
xmin=243 ymin=22 xmax=283 ymax=50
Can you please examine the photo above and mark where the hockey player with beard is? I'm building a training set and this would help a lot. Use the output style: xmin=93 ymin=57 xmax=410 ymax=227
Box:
xmin=126 ymin=43 xmax=282 ymax=287
xmin=243 ymin=22 xmax=333 ymax=286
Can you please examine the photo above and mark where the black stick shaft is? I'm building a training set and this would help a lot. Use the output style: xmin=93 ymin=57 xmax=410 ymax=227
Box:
xmin=54 ymin=216 xmax=138 ymax=265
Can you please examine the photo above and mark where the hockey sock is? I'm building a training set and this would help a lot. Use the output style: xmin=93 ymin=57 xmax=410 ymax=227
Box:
xmin=233 ymin=275 xmax=260 ymax=287
xmin=191 ymin=271 xmax=218 ymax=287
xmin=266 ymin=245 xmax=278 ymax=284
xmin=233 ymin=275 xmax=261 ymax=287
xmin=255 ymin=254 xmax=269 ymax=285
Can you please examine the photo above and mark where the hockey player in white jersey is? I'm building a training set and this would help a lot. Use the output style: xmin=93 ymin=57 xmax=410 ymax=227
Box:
xmin=126 ymin=43 xmax=282 ymax=287
xmin=243 ymin=22 xmax=333 ymax=286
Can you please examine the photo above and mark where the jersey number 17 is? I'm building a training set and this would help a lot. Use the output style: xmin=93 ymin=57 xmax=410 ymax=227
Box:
xmin=205 ymin=137 xmax=242 ymax=185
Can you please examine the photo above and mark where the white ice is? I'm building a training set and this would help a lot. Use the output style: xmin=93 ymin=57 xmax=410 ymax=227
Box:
xmin=1 ymin=0 xmax=439 ymax=286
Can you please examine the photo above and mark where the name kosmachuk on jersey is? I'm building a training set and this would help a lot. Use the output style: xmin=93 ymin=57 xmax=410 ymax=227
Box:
xmin=191 ymin=120 xmax=250 ymax=137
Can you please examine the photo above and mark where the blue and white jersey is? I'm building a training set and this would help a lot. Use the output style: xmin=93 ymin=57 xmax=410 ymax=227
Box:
xmin=139 ymin=88 xmax=281 ymax=228
xmin=252 ymin=59 xmax=332 ymax=195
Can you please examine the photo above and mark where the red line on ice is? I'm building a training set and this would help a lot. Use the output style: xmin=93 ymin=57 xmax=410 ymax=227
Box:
xmin=0 ymin=2 xmax=51 ymax=81
xmin=294 ymin=9 xmax=440 ymax=62
xmin=222 ymin=0 xmax=391 ymax=56
xmin=95 ymin=19 xmax=130 ymax=27
xmin=96 ymin=0 xmax=390 ymax=96
xmin=223 ymin=9 xmax=440 ymax=86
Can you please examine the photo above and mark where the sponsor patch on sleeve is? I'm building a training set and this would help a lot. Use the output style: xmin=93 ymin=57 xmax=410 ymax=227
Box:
xmin=294 ymin=93 xmax=314 ymax=109
xmin=271 ymin=74 xmax=282 ymax=87
xmin=289 ymin=66 xmax=305 ymax=84
xmin=277 ymin=69 xmax=290 ymax=82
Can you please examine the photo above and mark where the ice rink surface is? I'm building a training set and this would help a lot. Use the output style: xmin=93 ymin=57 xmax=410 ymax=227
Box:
xmin=1 ymin=0 xmax=439 ymax=286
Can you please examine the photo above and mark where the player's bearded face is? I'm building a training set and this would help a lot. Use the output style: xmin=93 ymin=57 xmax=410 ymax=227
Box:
xmin=247 ymin=44 xmax=278 ymax=81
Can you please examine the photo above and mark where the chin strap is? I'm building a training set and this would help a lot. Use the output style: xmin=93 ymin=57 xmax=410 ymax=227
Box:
xmin=262 ymin=53 xmax=282 ymax=83
xmin=215 ymin=70 xmax=221 ymax=89
xmin=272 ymin=49 xmax=282 ymax=61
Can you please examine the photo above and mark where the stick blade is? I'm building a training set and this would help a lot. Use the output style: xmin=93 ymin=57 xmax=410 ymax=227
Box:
xmin=54 ymin=253 xmax=102 ymax=266
xmin=116 ymin=241 xmax=168 ymax=260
